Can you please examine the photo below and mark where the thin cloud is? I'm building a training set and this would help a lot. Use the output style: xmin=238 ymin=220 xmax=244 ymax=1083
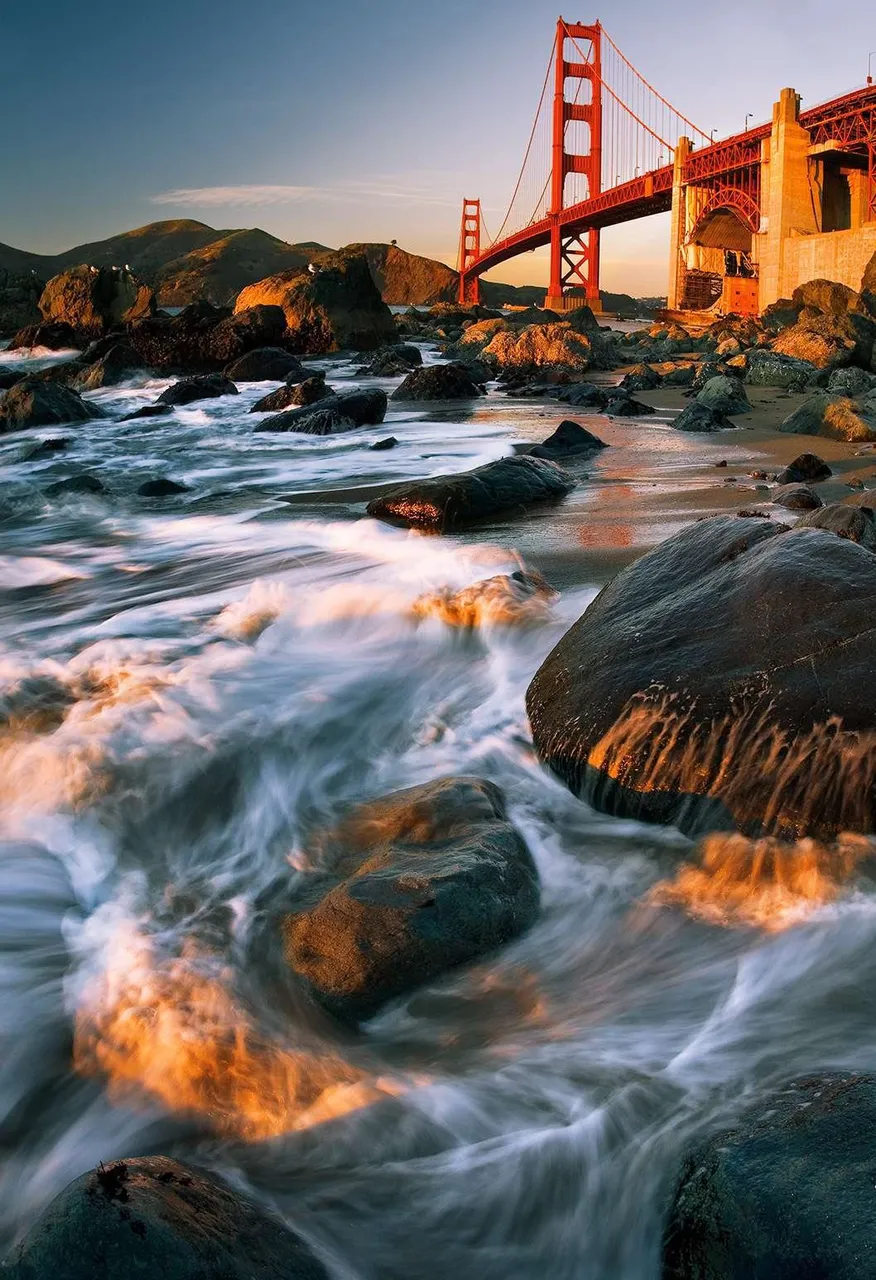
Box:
xmin=151 ymin=181 xmax=458 ymax=209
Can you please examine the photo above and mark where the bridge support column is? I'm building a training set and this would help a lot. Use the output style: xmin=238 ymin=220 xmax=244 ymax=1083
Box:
xmin=759 ymin=87 xmax=819 ymax=307
xmin=545 ymin=223 xmax=602 ymax=312
xmin=667 ymin=137 xmax=692 ymax=310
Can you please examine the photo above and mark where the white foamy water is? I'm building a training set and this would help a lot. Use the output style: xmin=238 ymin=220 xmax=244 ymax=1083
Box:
xmin=0 ymin=342 xmax=875 ymax=1278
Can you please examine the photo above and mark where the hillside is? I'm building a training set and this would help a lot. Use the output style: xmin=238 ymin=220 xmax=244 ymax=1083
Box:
xmin=342 ymin=243 xmax=457 ymax=305
xmin=0 ymin=221 xmax=661 ymax=315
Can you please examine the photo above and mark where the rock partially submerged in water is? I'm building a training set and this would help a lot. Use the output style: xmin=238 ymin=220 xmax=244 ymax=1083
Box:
xmin=366 ymin=454 xmax=575 ymax=532
xmin=38 ymin=266 xmax=154 ymax=338
xmin=250 ymin=374 xmax=330 ymax=414
xmin=0 ymin=378 xmax=103 ymax=432
xmin=71 ymin=343 xmax=145 ymax=391
xmin=255 ymin=387 xmax=387 ymax=434
xmin=391 ymin=362 xmax=485 ymax=400
xmin=7 ymin=1156 xmax=328 ymax=1280
xmin=529 ymin=420 xmax=607 ymax=460
xmin=776 ymin=451 xmax=831 ymax=484
xmin=8 ymin=321 xmax=83 ymax=353
xmin=157 ymin=373 xmax=239 ymax=407
xmin=771 ymin=482 xmax=822 ymax=510
xmin=283 ymin=777 xmax=540 ymax=1023
xmin=223 ymin=346 xmax=305 ymax=382
xmin=663 ymin=1074 xmax=876 ymax=1280
xmin=526 ymin=514 xmax=876 ymax=839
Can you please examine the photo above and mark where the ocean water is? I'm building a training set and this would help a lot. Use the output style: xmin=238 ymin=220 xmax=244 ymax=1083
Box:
xmin=1 ymin=339 xmax=875 ymax=1278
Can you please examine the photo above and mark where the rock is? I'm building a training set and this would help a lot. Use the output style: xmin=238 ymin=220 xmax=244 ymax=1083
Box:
xmin=797 ymin=503 xmax=876 ymax=549
xmin=605 ymin=394 xmax=651 ymax=417
xmin=826 ymin=365 xmax=876 ymax=397
xmin=255 ymin=388 xmax=387 ymax=435
xmin=282 ymin=777 xmax=539 ymax=1023
xmin=0 ymin=378 xmax=102 ymax=432
xmin=137 ymin=478 xmax=189 ymax=497
xmin=0 ymin=272 xmax=43 ymax=336
xmin=8 ymin=1155 xmax=328 ymax=1280
xmin=525 ymin=514 xmax=876 ymax=839
xmin=250 ymin=375 xmax=330 ymax=414
xmin=672 ymin=401 xmax=734 ymax=432
xmin=555 ymin=382 xmax=610 ymax=410
xmin=370 ymin=436 xmax=398 ymax=451
xmin=715 ymin=336 xmax=742 ymax=357
xmin=482 ymin=322 xmax=612 ymax=375
xmin=529 ymin=420 xmax=607 ymax=460
xmin=661 ymin=364 xmax=696 ymax=387
xmin=343 ymin=241 xmax=459 ymax=306
xmin=355 ymin=343 xmax=423 ymax=376
xmin=45 ymin=474 xmax=105 ymax=497
xmin=234 ymin=250 xmax=396 ymax=353
xmin=772 ymin=305 xmax=876 ymax=370
xmin=761 ymin=297 xmax=802 ymax=333
xmin=391 ymin=362 xmax=485 ymax=401
xmin=23 ymin=437 xmax=71 ymax=460
xmin=792 ymin=277 xmax=859 ymax=315
xmin=696 ymin=374 xmax=750 ymax=415
xmin=71 ymin=343 xmax=145 ymax=391
xmin=618 ymin=363 xmax=661 ymax=392
xmin=776 ymin=452 xmax=832 ymax=484
xmin=38 ymin=265 xmax=155 ymax=337
xmin=121 ymin=404 xmax=173 ymax=421
xmin=9 ymin=321 xmax=83 ymax=352
xmin=779 ymin=392 xmax=876 ymax=443
xmin=0 ymin=370 xmax=25 ymax=391
xmin=771 ymin=482 xmax=822 ymax=510
xmin=125 ymin=304 xmax=286 ymax=374
xmin=223 ymin=347 xmax=305 ymax=382
xmin=366 ymin=454 xmax=575 ymax=532
xmin=156 ymin=374 xmax=239 ymax=406
xmin=744 ymin=350 xmax=820 ymax=389
xmin=663 ymin=1074 xmax=876 ymax=1280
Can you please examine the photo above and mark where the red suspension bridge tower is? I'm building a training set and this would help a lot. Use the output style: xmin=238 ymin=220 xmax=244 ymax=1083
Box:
xmin=546 ymin=18 xmax=603 ymax=311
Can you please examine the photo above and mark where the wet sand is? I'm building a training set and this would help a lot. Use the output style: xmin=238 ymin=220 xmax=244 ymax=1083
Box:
xmin=283 ymin=380 xmax=876 ymax=591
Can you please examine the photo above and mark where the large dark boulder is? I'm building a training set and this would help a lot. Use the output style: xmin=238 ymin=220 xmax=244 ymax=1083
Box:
xmin=254 ymin=387 xmax=387 ymax=434
xmin=526 ymin=515 xmax=876 ymax=839
xmin=827 ymin=365 xmax=876 ymax=397
xmin=156 ymin=374 xmax=239 ymax=406
xmin=619 ymin=363 xmax=661 ymax=392
xmin=9 ymin=322 xmax=83 ymax=352
xmin=663 ymin=1074 xmax=876 ymax=1280
xmin=234 ymin=251 xmax=396 ymax=353
xmin=771 ymin=482 xmax=822 ymax=510
xmin=672 ymin=401 xmax=734 ymax=432
xmin=792 ymin=278 xmax=859 ymax=315
xmin=250 ymin=374 xmax=330 ymax=414
xmin=39 ymin=265 xmax=155 ymax=337
xmin=775 ymin=451 xmax=831 ymax=484
xmin=797 ymin=502 xmax=876 ymax=550
xmin=71 ymin=343 xmax=145 ymax=391
xmin=772 ymin=303 xmax=876 ymax=370
xmin=367 ymin=454 xmax=575 ymax=531
xmin=124 ymin=303 xmax=285 ymax=374
xmin=696 ymin=374 xmax=750 ymax=415
xmin=555 ymin=382 xmax=610 ymax=410
xmin=529 ymin=420 xmax=607 ymax=460
xmin=356 ymin=343 xmax=423 ymax=376
xmin=0 ymin=378 xmax=102 ymax=432
xmin=0 ymin=272 xmax=43 ymax=336
xmin=391 ymin=362 xmax=485 ymax=401
xmin=779 ymin=392 xmax=876 ymax=442
xmin=223 ymin=346 xmax=305 ymax=382
xmin=605 ymin=393 xmax=651 ymax=417
xmin=7 ymin=1156 xmax=328 ymax=1280
xmin=282 ymin=777 xmax=539 ymax=1023
xmin=744 ymin=350 xmax=819 ymax=389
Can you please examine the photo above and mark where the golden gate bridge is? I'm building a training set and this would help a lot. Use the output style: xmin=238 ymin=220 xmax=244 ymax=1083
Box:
xmin=457 ymin=18 xmax=876 ymax=314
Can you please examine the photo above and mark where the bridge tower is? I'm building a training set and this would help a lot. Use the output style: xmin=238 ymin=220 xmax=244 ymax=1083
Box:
xmin=545 ymin=17 xmax=603 ymax=313
xmin=457 ymin=198 xmax=482 ymax=306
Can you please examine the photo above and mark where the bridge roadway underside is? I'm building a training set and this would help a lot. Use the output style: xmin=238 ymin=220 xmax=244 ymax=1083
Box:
xmin=468 ymin=171 xmax=673 ymax=280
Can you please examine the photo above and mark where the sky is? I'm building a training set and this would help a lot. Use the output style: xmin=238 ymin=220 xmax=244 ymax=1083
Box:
xmin=2 ymin=0 xmax=874 ymax=295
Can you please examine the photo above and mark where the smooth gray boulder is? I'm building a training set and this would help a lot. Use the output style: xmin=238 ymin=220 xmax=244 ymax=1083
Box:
xmin=696 ymin=374 xmax=751 ymax=415
xmin=254 ymin=387 xmax=387 ymax=434
xmin=779 ymin=392 xmax=876 ymax=443
xmin=0 ymin=378 xmax=102 ymax=432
